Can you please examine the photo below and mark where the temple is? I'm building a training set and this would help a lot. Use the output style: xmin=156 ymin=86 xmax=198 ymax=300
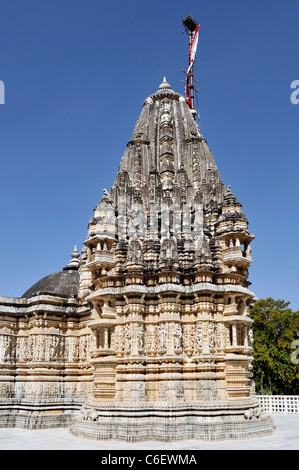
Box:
xmin=0 ymin=74 xmax=275 ymax=440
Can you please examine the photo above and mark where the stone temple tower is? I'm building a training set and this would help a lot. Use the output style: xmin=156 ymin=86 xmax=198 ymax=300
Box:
xmin=70 ymin=77 xmax=275 ymax=440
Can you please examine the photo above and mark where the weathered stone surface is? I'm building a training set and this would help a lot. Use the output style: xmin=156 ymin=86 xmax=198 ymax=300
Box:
xmin=22 ymin=270 xmax=80 ymax=299
xmin=71 ymin=79 xmax=274 ymax=440
xmin=0 ymin=79 xmax=275 ymax=441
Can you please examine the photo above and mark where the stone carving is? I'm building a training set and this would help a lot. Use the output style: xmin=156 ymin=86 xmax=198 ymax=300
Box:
xmin=126 ymin=240 xmax=144 ymax=266
xmin=159 ymin=382 xmax=167 ymax=399
xmin=160 ymin=238 xmax=178 ymax=262
xmin=196 ymin=322 xmax=203 ymax=350
xmin=197 ymin=380 xmax=217 ymax=401
xmin=0 ymin=77 xmax=274 ymax=441
xmin=144 ymin=324 xmax=158 ymax=354
xmin=173 ymin=323 xmax=182 ymax=351
xmin=136 ymin=324 xmax=144 ymax=352
xmin=50 ymin=335 xmax=62 ymax=360
xmin=158 ymin=323 xmax=168 ymax=352
xmin=215 ymin=323 xmax=226 ymax=349
xmin=65 ymin=337 xmax=79 ymax=361
xmin=207 ymin=322 xmax=215 ymax=350
xmin=81 ymin=405 xmax=98 ymax=421
xmin=125 ymin=324 xmax=132 ymax=354
xmin=114 ymin=325 xmax=125 ymax=354
xmin=248 ymin=328 xmax=254 ymax=347
xmin=0 ymin=335 xmax=15 ymax=361
xmin=26 ymin=334 xmax=33 ymax=360
xmin=182 ymin=324 xmax=196 ymax=353
xmin=79 ymin=335 xmax=88 ymax=359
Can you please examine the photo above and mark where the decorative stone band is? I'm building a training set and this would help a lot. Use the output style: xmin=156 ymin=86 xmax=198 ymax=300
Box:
xmin=0 ymin=295 xmax=78 ymax=316
xmin=86 ymin=283 xmax=255 ymax=301
xmin=78 ymin=397 xmax=259 ymax=411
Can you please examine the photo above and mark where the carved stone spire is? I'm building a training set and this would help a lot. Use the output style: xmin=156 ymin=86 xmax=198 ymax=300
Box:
xmin=73 ymin=79 xmax=274 ymax=442
xmin=101 ymin=79 xmax=227 ymax=277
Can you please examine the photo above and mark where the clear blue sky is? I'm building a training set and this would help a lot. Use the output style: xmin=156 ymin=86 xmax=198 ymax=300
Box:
xmin=0 ymin=0 xmax=298 ymax=310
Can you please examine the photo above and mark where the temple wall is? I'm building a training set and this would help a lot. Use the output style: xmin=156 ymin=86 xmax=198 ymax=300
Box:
xmin=0 ymin=295 xmax=93 ymax=427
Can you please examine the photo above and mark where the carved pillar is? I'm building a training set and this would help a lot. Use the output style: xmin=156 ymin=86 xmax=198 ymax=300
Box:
xmin=232 ymin=323 xmax=237 ymax=347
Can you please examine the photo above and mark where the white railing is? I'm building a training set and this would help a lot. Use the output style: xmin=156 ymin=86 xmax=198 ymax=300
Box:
xmin=257 ymin=395 xmax=299 ymax=414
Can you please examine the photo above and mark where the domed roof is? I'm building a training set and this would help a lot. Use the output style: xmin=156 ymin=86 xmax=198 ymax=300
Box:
xmin=22 ymin=270 xmax=79 ymax=299
xmin=22 ymin=247 xmax=80 ymax=299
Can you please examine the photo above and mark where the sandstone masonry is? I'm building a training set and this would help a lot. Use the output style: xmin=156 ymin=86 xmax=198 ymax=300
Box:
xmin=0 ymin=78 xmax=275 ymax=441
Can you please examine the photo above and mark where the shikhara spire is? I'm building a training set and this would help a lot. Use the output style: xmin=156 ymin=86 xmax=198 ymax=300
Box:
xmin=80 ymin=78 xmax=252 ymax=296
xmin=71 ymin=77 xmax=274 ymax=440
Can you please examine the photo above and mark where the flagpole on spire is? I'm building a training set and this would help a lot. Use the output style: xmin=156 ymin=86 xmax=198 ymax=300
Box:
xmin=182 ymin=15 xmax=200 ymax=114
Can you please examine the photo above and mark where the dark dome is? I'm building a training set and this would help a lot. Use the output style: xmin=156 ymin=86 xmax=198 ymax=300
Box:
xmin=22 ymin=269 xmax=79 ymax=299
xmin=22 ymin=246 xmax=81 ymax=299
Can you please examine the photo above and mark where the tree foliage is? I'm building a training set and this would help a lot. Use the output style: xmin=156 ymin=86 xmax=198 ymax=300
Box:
xmin=250 ymin=297 xmax=299 ymax=395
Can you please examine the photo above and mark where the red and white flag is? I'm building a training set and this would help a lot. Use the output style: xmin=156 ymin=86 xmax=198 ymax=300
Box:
xmin=187 ymin=25 xmax=200 ymax=74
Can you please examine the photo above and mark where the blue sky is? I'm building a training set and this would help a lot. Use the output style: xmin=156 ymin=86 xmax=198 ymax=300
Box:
xmin=0 ymin=0 xmax=298 ymax=310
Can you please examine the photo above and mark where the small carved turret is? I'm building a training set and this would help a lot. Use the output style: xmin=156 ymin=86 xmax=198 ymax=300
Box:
xmin=216 ymin=186 xmax=254 ymax=277
xmin=84 ymin=189 xmax=117 ymax=276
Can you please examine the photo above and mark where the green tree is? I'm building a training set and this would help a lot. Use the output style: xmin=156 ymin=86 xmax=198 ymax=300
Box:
xmin=250 ymin=297 xmax=299 ymax=395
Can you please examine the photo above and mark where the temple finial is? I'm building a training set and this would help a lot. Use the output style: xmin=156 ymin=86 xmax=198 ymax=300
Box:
xmin=63 ymin=245 xmax=80 ymax=270
xmin=159 ymin=77 xmax=171 ymax=90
